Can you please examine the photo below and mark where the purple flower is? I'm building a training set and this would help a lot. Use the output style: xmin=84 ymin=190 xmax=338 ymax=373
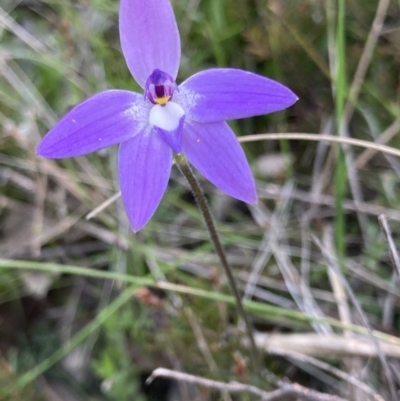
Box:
xmin=37 ymin=0 xmax=298 ymax=232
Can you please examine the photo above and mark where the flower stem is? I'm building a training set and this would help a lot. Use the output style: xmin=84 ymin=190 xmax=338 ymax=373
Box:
xmin=174 ymin=153 xmax=260 ymax=374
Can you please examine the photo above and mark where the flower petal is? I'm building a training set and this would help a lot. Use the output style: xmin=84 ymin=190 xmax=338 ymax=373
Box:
xmin=149 ymin=102 xmax=185 ymax=153
xmin=118 ymin=127 xmax=172 ymax=232
xmin=182 ymin=121 xmax=257 ymax=203
xmin=176 ymin=68 xmax=298 ymax=123
xmin=119 ymin=0 xmax=181 ymax=88
xmin=37 ymin=90 xmax=149 ymax=158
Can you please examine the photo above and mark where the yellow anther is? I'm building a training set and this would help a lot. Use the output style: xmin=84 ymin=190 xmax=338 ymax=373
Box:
xmin=155 ymin=96 xmax=171 ymax=105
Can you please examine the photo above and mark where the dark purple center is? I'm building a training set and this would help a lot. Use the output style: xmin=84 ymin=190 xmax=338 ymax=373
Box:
xmin=145 ymin=69 xmax=178 ymax=106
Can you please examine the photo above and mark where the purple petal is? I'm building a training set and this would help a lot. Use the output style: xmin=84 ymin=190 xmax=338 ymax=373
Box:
xmin=119 ymin=0 xmax=181 ymax=88
xmin=177 ymin=68 xmax=298 ymax=123
xmin=118 ymin=127 xmax=172 ymax=232
xmin=182 ymin=121 xmax=257 ymax=203
xmin=37 ymin=90 xmax=150 ymax=158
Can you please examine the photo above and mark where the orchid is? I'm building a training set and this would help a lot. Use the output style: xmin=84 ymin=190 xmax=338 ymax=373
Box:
xmin=37 ymin=0 xmax=298 ymax=232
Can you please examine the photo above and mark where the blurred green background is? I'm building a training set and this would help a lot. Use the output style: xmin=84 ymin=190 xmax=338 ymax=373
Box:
xmin=1 ymin=0 xmax=400 ymax=400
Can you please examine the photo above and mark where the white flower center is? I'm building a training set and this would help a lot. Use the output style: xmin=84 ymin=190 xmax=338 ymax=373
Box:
xmin=149 ymin=101 xmax=185 ymax=131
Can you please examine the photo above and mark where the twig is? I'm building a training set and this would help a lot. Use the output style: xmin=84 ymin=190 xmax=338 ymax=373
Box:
xmin=147 ymin=367 xmax=348 ymax=401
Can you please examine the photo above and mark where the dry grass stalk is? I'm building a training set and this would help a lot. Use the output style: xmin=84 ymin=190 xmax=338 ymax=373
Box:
xmin=324 ymin=226 xmax=365 ymax=401
xmin=378 ymin=215 xmax=400 ymax=279
xmin=314 ymin=236 xmax=397 ymax=399
xmin=355 ymin=120 xmax=400 ymax=169
xmin=343 ymin=0 xmax=391 ymax=123
xmin=259 ymin=184 xmax=400 ymax=221
xmin=239 ymin=133 xmax=400 ymax=159
xmin=253 ymin=332 xmax=400 ymax=359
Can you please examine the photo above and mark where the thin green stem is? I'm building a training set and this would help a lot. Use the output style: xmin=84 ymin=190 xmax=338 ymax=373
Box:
xmin=2 ymin=259 xmax=400 ymax=344
xmin=174 ymin=153 xmax=260 ymax=375
xmin=334 ymin=0 xmax=347 ymax=261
